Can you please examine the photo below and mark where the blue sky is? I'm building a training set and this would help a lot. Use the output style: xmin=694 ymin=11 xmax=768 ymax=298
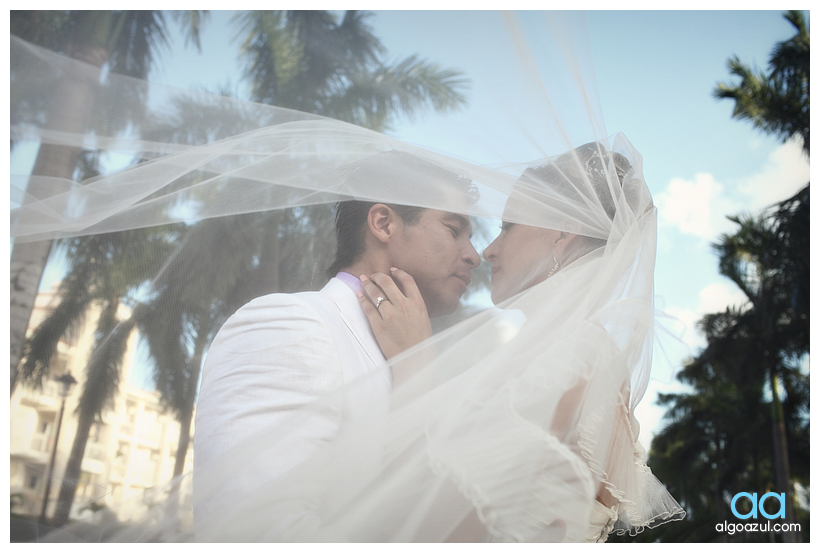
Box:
xmin=19 ymin=10 xmax=809 ymax=443
xmin=143 ymin=10 xmax=809 ymax=441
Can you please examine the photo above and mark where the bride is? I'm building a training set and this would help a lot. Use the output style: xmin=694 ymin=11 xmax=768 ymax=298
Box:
xmin=12 ymin=12 xmax=684 ymax=542
xmin=356 ymin=141 xmax=683 ymax=542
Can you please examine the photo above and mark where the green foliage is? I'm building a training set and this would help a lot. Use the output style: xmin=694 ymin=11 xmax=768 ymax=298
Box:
xmin=129 ymin=8 xmax=474 ymax=423
xmin=10 ymin=11 xmax=75 ymax=52
xmin=646 ymin=187 xmax=810 ymax=542
xmin=11 ymin=10 xmax=208 ymax=76
xmin=713 ymin=10 xmax=809 ymax=153
xmin=233 ymin=10 xmax=468 ymax=131
xmin=16 ymin=11 xmax=475 ymax=522
xmin=12 ymin=10 xmax=208 ymax=528
xmin=644 ymin=12 xmax=810 ymax=542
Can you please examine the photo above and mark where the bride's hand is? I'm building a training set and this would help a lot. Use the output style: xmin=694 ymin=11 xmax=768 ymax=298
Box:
xmin=357 ymin=267 xmax=432 ymax=360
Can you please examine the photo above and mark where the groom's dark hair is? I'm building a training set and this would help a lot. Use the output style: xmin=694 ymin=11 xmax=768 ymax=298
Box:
xmin=326 ymin=151 xmax=477 ymax=279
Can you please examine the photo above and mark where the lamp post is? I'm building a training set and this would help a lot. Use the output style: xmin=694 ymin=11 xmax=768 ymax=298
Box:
xmin=38 ymin=372 xmax=77 ymax=526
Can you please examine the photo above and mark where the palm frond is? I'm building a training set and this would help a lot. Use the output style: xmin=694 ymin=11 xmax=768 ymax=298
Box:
xmin=75 ymin=300 xmax=135 ymax=419
xmin=171 ymin=10 xmax=209 ymax=51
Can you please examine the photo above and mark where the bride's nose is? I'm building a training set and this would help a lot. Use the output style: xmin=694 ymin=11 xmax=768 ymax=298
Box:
xmin=483 ymin=237 xmax=499 ymax=262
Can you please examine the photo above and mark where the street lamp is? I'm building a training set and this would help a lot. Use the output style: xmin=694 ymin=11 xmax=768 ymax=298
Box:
xmin=38 ymin=371 xmax=77 ymax=526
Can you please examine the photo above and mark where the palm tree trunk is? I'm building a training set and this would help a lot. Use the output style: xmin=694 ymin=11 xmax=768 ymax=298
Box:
xmin=174 ymin=407 xmax=194 ymax=478
xmin=52 ymin=296 xmax=131 ymax=528
xmin=159 ymin=326 xmax=207 ymax=538
xmin=158 ymin=402 xmax=194 ymax=539
xmin=173 ymin=329 xmax=207 ymax=477
xmin=714 ymin=431 xmax=727 ymax=543
xmin=254 ymin=212 xmax=282 ymax=295
xmin=769 ymin=370 xmax=799 ymax=542
xmin=10 ymin=43 xmax=107 ymax=396
xmin=51 ymin=409 xmax=93 ymax=527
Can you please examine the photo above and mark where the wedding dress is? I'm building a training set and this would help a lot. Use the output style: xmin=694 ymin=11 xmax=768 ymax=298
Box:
xmin=11 ymin=11 xmax=685 ymax=542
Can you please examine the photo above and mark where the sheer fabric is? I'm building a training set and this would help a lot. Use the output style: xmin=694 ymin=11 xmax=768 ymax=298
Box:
xmin=11 ymin=11 xmax=684 ymax=542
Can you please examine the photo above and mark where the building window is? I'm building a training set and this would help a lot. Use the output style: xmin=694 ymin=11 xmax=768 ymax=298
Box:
xmin=116 ymin=442 xmax=130 ymax=459
xmin=89 ymin=421 xmax=106 ymax=443
xmin=48 ymin=354 xmax=68 ymax=376
xmin=127 ymin=402 xmax=137 ymax=423
xmin=32 ymin=413 xmax=56 ymax=452
xmin=38 ymin=414 xmax=55 ymax=436
xmin=24 ymin=465 xmax=43 ymax=491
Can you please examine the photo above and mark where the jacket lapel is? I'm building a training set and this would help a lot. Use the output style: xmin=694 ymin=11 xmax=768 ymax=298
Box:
xmin=323 ymin=278 xmax=387 ymax=370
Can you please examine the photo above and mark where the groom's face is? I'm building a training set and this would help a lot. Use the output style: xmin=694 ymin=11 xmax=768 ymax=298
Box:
xmin=390 ymin=209 xmax=480 ymax=318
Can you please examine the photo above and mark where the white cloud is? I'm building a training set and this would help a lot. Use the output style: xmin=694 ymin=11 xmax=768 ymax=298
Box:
xmin=645 ymin=282 xmax=755 ymax=443
xmin=736 ymin=138 xmax=809 ymax=210
xmin=662 ymin=305 xmax=703 ymax=354
xmin=696 ymin=281 xmax=749 ymax=314
xmin=655 ymin=173 xmax=740 ymax=239
xmin=635 ymin=379 xmax=689 ymax=443
xmin=661 ymin=282 xmax=749 ymax=357
xmin=656 ymin=139 xmax=809 ymax=240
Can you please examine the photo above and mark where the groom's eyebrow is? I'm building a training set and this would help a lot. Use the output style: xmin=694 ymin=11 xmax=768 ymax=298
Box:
xmin=443 ymin=213 xmax=473 ymax=238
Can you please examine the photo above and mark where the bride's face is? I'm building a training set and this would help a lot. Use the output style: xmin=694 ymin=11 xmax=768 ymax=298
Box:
xmin=482 ymin=222 xmax=567 ymax=305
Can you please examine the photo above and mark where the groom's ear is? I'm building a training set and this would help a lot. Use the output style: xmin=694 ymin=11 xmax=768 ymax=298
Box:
xmin=367 ymin=203 xmax=398 ymax=244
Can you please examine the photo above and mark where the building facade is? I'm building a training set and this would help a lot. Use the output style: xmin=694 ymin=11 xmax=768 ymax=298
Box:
xmin=10 ymin=284 xmax=194 ymax=523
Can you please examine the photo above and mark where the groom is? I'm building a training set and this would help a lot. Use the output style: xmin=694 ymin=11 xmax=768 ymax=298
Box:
xmin=193 ymin=151 xmax=480 ymax=540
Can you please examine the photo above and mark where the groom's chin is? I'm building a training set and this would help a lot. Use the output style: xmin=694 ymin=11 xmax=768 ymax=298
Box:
xmin=426 ymin=296 xmax=460 ymax=319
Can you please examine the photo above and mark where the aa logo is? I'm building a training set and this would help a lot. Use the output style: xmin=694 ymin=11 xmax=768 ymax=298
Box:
xmin=730 ymin=492 xmax=786 ymax=520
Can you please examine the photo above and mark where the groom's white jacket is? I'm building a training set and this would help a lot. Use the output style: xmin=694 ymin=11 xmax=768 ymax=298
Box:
xmin=193 ymin=277 xmax=391 ymax=540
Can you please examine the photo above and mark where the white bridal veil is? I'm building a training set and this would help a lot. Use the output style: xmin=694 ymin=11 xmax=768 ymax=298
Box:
xmin=11 ymin=11 xmax=685 ymax=542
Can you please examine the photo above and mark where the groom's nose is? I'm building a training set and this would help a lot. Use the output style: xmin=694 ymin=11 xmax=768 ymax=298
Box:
xmin=462 ymin=242 xmax=480 ymax=268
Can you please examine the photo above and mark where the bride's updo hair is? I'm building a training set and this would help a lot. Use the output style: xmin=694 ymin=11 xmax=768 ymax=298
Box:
xmin=519 ymin=141 xmax=634 ymax=223
xmin=514 ymin=142 xmax=649 ymax=260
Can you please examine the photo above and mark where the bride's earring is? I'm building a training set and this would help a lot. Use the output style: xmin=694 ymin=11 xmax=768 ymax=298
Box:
xmin=547 ymin=257 xmax=560 ymax=279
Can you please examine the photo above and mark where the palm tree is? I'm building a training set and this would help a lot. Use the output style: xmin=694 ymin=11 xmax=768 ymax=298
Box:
xmin=234 ymin=10 xmax=468 ymax=130
xmin=713 ymin=17 xmax=810 ymax=521
xmin=647 ymin=311 xmax=770 ymax=542
xmin=11 ymin=11 xmax=207 ymax=526
xmin=643 ymin=196 xmax=810 ymax=542
xmin=131 ymin=10 xmax=472 ymax=478
xmin=10 ymin=10 xmax=208 ymax=396
xmin=646 ymin=11 xmax=812 ymax=542
xmin=18 ymin=227 xmax=178 ymax=527
xmin=711 ymin=209 xmax=807 ymax=541
xmin=135 ymin=213 xmax=263 ymax=477
xmin=641 ymin=13 xmax=810 ymax=541
xmin=713 ymin=10 xmax=809 ymax=154
xmin=643 ymin=301 xmax=808 ymax=542
xmin=18 ymin=10 xmax=472 ymax=525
